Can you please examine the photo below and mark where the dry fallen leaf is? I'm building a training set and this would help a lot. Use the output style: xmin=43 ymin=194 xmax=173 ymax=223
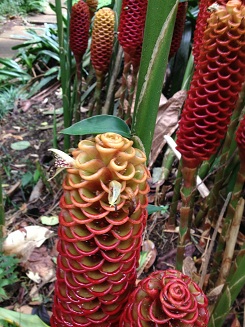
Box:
xmin=149 ymin=90 xmax=187 ymax=169
xmin=182 ymin=256 xmax=197 ymax=278
xmin=231 ymin=316 xmax=241 ymax=327
xmin=25 ymin=246 xmax=56 ymax=284
xmin=207 ymin=284 xmax=224 ymax=304
xmin=3 ymin=226 xmax=54 ymax=261
xmin=28 ymin=179 xmax=44 ymax=203
xmin=137 ymin=240 xmax=158 ymax=278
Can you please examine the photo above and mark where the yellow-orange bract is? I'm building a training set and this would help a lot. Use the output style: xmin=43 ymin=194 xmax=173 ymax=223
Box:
xmin=50 ymin=133 xmax=150 ymax=327
xmin=91 ymin=8 xmax=115 ymax=75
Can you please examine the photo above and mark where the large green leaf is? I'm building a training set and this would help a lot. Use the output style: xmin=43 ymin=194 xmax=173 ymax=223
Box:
xmin=209 ymin=243 xmax=245 ymax=327
xmin=0 ymin=308 xmax=49 ymax=327
xmin=61 ymin=115 xmax=131 ymax=138
xmin=132 ymin=0 xmax=179 ymax=160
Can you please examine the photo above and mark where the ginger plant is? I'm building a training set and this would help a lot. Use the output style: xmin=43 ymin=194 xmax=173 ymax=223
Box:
xmin=50 ymin=132 xmax=149 ymax=327
xmin=90 ymin=7 xmax=115 ymax=115
xmin=175 ymin=0 xmax=245 ymax=269
xmin=120 ymin=269 xmax=209 ymax=327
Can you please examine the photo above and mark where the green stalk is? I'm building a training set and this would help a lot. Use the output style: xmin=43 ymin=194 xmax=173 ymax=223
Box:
xmin=53 ymin=109 xmax=58 ymax=149
xmin=167 ymin=159 xmax=183 ymax=228
xmin=55 ymin=0 xmax=71 ymax=150
xmin=195 ymin=91 xmax=245 ymax=226
xmin=102 ymin=46 xmax=123 ymax=115
xmin=118 ymin=52 xmax=131 ymax=118
xmin=176 ymin=161 xmax=198 ymax=271
xmin=214 ymin=161 xmax=245 ymax=286
xmin=0 ymin=174 xmax=4 ymax=248
xmin=88 ymin=74 xmax=104 ymax=116
xmin=216 ymin=197 xmax=244 ymax=286
xmin=207 ymin=90 xmax=245 ymax=222
xmin=131 ymin=0 xmax=178 ymax=160
xmin=158 ymin=146 xmax=176 ymax=185
xmin=208 ymin=242 xmax=245 ymax=327
xmin=181 ymin=51 xmax=194 ymax=91
xmin=126 ymin=65 xmax=139 ymax=119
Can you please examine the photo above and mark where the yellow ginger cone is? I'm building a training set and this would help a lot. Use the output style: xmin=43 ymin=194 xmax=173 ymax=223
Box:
xmin=91 ymin=7 xmax=115 ymax=77
xmin=50 ymin=133 xmax=150 ymax=327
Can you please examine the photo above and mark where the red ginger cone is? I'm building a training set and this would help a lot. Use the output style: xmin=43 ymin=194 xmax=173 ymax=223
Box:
xmin=86 ymin=0 xmax=98 ymax=17
xmin=70 ymin=0 xmax=90 ymax=64
xmin=118 ymin=0 xmax=148 ymax=59
xmin=176 ymin=0 xmax=245 ymax=169
xmin=119 ymin=269 xmax=209 ymax=327
xmin=91 ymin=7 xmax=115 ymax=76
xmin=169 ymin=1 xmax=188 ymax=58
xmin=192 ymin=0 xmax=230 ymax=64
xmin=50 ymin=133 xmax=149 ymax=327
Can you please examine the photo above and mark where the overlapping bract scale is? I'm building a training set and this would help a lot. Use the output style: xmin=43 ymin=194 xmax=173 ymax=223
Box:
xmin=169 ymin=2 xmax=188 ymax=58
xmin=193 ymin=0 xmax=230 ymax=63
xmin=51 ymin=133 xmax=149 ymax=327
xmin=86 ymin=0 xmax=98 ymax=12
xmin=69 ymin=0 xmax=90 ymax=59
xmin=236 ymin=115 xmax=245 ymax=162
xmin=177 ymin=0 xmax=245 ymax=168
xmin=119 ymin=269 xmax=209 ymax=327
xmin=118 ymin=0 xmax=148 ymax=58
xmin=91 ymin=8 xmax=115 ymax=75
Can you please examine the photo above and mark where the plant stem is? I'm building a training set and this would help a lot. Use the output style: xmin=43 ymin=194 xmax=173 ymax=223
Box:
xmin=102 ymin=46 xmax=123 ymax=114
xmin=118 ymin=52 xmax=131 ymax=118
xmin=167 ymin=159 xmax=182 ymax=228
xmin=216 ymin=197 xmax=244 ymax=286
xmin=176 ymin=161 xmax=197 ymax=271
xmin=0 ymin=174 xmax=4 ymax=248
xmin=126 ymin=65 xmax=139 ymax=119
xmin=55 ymin=0 xmax=71 ymax=151
xmin=199 ymin=192 xmax=231 ymax=289
xmin=131 ymin=0 xmax=178 ymax=160
xmin=208 ymin=242 xmax=245 ymax=327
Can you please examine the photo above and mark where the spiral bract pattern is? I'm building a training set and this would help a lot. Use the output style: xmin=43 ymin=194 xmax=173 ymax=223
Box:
xmin=169 ymin=2 xmax=188 ymax=58
xmin=118 ymin=0 xmax=148 ymax=57
xmin=70 ymin=0 xmax=90 ymax=58
xmin=50 ymin=133 xmax=149 ymax=327
xmin=193 ymin=0 xmax=229 ymax=63
xmin=87 ymin=0 xmax=98 ymax=12
xmin=119 ymin=269 xmax=209 ymax=327
xmin=177 ymin=0 xmax=245 ymax=168
xmin=91 ymin=8 xmax=115 ymax=74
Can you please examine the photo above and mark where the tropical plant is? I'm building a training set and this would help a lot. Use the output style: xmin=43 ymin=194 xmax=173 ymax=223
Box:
xmin=0 ymin=253 xmax=19 ymax=302
xmin=50 ymin=132 xmax=149 ymax=326
xmin=1 ymin=0 xmax=245 ymax=325
xmin=0 ymin=0 xmax=47 ymax=16
xmin=119 ymin=269 xmax=209 ymax=326
xmin=50 ymin=0 xmax=245 ymax=325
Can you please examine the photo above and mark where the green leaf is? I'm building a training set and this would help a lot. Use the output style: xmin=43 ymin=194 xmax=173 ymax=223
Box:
xmin=209 ymin=244 xmax=245 ymax=327
xmin=10 ymin=141 xmax=31 ymax=151
xmin=61 ymin=115 xmax=131 ymax=138
xmin=98 ymin=0 xmax=114 ymax=9
xmin=33 ymin=169 xmax=40 ymax=183
xmin=147 ymin=204 xmax=168 ymax=215
xmin=138 ymin=251 xmax=149 ymax=271
xmin=21 ymin=172 xmax=33 ymax=187
xmin=132 ymin=0 xmax=179 ymax=160
xmin=0 ymin=308 xmax=49 ymax=327
xmin=38 ymin=50 xmax=60 ymax=62
xmin=40 ymin=215 xmax=59 ymax=226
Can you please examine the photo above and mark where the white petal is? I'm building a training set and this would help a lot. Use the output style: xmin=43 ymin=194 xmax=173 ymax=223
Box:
xmin=48 ymin=148 xmax=75 ymax=164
